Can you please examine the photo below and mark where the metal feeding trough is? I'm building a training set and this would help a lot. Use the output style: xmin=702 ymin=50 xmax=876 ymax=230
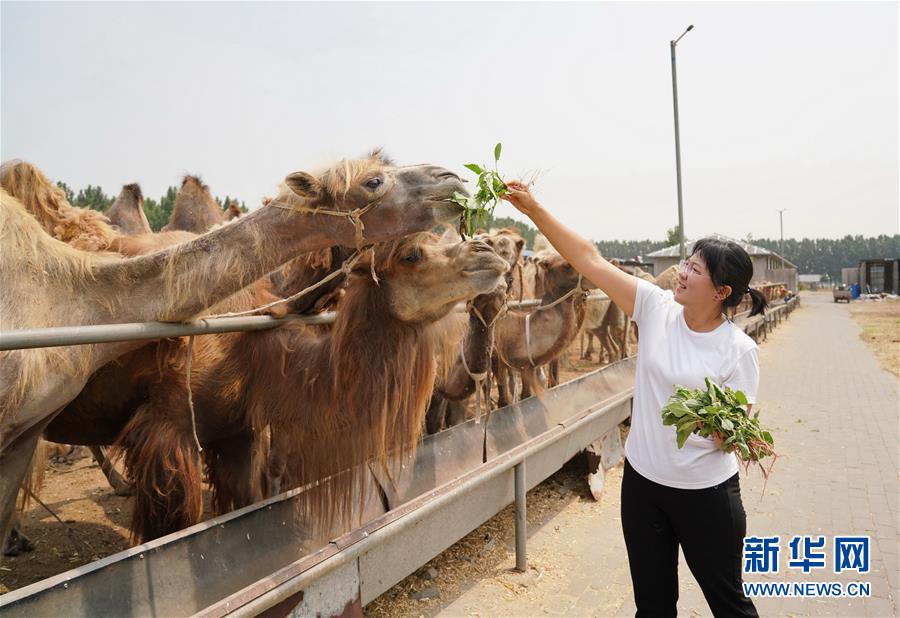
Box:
xmin=0 ymin=358 xmax=636 ymax=617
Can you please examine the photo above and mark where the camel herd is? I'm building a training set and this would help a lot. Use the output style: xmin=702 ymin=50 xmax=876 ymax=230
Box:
xmin=0 ymin=154 xmax=670 ymax=562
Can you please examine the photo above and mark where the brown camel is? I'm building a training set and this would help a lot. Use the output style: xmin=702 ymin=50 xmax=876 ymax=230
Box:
xmin=106 ymin=183 xmax=152 ymax=235
xmin=477 ymin=228 xmax=526 ymax=298
xmin=162 ymin=175 xmax=227 ymax=233
xmin=424 ymin=227 xmax=521 ymax=433
xmin=492 ymin=253 xmax=591 ymax=406
xmin=0 ymin=153 xmax=466 ymax=551
xmin=56 ymin=234 xmax=505 ymax=541
xmin=225 ymin=201 xmax=242 ymax=220
xmin=424 ymin=284 xmax=508 ymax=434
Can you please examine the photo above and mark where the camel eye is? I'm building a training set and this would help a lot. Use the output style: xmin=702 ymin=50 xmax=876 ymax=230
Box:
xmin=403 ymin=250 xmax=421 ymax=264
xmin=365 ymin=177 xmax=383 ymax=191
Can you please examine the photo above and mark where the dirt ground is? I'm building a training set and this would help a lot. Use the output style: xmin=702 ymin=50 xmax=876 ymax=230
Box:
xmin=848 ymin=296 xmax=900 ymax=378
xmin=0 ymin=336 xmax=617 ymax=596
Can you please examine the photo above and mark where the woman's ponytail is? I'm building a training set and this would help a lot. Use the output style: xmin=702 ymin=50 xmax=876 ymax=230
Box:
xmin=748 ymin=288 xmax=768 ymax=317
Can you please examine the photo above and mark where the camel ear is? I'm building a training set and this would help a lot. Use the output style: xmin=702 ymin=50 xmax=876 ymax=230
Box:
xmin=515 ymin=238 xmax=525 ymax=254
xmin=285 ymin=171 xmax=323 ymax=199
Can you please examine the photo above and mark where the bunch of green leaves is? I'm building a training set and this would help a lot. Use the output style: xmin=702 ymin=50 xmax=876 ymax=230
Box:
xmin=452 ymin=143 xmax=509 ymax=236
xmin=661 ymin=378 xmax=777 ymax=478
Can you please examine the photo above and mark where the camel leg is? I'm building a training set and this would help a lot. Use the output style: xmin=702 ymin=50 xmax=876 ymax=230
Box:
xmin=89 ymin=446 xmax=132 ymax=497
xmin=583 ymin=331 xmax=595 ymax=361
xmin=495 ymin=358 xmax=512 ymax=408
xmin=425 ymin=395 xmax=448 ymax=435
xmin=520 ymin=367 xmax=537 ymax=399
xmin=3 ymin=516 xmax=35 ymax=556
xmin=0 ymin=425 xmax=44 ymax=562
xmin=204 ymin=430 xmax=265 ymax=515
xmin=547 ymin=359 xmax=560 ymax=388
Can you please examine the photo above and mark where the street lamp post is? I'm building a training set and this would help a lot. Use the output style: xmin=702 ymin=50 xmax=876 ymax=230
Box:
xmin=778 ymin=208 xmax=787 ymax=273
xmin=671 ymin=25 xmax=693 ymax=261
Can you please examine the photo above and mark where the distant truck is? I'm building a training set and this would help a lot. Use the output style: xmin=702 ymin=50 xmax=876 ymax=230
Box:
xmin=833 ymin=284 xmax=852 ymax=303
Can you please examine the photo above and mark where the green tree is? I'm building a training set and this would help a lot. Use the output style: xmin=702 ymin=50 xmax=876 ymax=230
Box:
xmin=56 ymin=181 xmax=75 ymax=203
xmin=73 ymin=185 xmax=113 ymax=212
xmin=665 ymin=225 xmax=681 ymax=246
xmin=143 ymin=186 xmax=178 ymax=231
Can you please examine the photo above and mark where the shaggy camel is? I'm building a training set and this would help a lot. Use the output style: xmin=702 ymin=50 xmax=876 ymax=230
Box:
xmin=492 ymin=253 xmax=591 ymax=406
xmin=58 ymin=234 xmax=506 ymax=541
xmin=162 ymin=175 xmax=227 ymax=233
xmin=106 ymin=183 xmax=152 ymax=235
xmin=0 ymin=153 xmax=466 ymax=551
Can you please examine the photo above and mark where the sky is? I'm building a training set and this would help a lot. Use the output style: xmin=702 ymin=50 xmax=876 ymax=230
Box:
xmin=2 ymin=1 xmax=897 ymax=242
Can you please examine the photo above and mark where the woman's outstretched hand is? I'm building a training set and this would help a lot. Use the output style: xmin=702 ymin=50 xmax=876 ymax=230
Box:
xmin=501 ymin=180 xmax=542 ymax=219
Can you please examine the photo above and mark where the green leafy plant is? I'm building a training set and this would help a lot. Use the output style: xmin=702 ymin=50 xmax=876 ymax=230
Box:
xmin=661 ymin=378 xmax=777 ymax=479
xmin=452 ymin=143 xmax=509 ymax=235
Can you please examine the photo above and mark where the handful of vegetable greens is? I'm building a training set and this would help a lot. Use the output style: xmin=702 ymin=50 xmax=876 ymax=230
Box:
xmin=661 ymin=378 xmax=777 ymax=478
xmin=451 ymin=143 xmax=509 ymax=235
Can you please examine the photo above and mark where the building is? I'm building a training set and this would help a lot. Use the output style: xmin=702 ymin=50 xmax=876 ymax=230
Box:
xmin=644 ymin=233 xmax=798 ymax=292
xmin=857 ymin=258 xmax=898 ymax=294
xmin=798 ymin=274 xmax=829 ymax=290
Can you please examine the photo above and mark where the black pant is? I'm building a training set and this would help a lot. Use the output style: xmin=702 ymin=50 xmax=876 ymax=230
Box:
xmin=621 ymin=459 xmax=758 ymax=618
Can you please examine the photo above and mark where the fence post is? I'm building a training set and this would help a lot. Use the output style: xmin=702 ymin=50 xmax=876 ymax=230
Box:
xmin=514 ymin=461 xmax=527 ymax=572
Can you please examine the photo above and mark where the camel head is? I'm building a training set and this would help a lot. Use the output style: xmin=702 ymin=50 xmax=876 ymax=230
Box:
xmin=272 ymin=150 xmax=466 ymax=247
xmin=358 ymin=233 xmax=507 ymax=324
xmin=107 ymin=183 xmax=152 ymax=235
xmin=163 ymin=175 xmax=225 ymax=233
xmin=535 ymin=252 xmax=594 ymax=300
xmin=477 ymin=228 xmax=525 ymax=271
xmin=225 ymin=202 xmax=242 ymax=220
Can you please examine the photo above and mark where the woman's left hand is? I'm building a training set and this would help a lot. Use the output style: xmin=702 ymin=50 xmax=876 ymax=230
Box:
xmin=713 ymin=432 xmax=734 ymax=453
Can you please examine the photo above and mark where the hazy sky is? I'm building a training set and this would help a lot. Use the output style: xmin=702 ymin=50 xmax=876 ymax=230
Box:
xmin=2 ymin=1 xmax=897 ymax=241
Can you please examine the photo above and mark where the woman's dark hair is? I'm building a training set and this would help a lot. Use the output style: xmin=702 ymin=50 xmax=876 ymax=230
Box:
xmin=692 ymin=237 xmax=768 ymax=317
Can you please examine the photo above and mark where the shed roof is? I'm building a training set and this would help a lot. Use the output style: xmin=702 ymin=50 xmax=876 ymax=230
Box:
xmin=645 ymin=233 xmax=797 ymax=268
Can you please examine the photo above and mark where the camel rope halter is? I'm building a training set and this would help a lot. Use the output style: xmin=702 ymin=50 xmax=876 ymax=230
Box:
xmin=524 ymin=273 xmax=587 ymax=367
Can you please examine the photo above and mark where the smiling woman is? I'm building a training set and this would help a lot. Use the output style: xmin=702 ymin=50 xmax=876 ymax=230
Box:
xmin=500 ymin=183 xmax=765 ymax=617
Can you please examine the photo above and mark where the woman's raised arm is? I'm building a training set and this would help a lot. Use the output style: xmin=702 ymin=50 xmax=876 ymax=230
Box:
xmin=502 ymin=181 xmax=639 ymax=316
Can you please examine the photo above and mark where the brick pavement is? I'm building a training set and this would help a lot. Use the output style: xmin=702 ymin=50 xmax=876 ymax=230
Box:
xmin=434 ymin=293 xmax=898 ymax=617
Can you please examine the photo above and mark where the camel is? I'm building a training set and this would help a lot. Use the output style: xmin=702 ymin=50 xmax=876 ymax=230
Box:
xmin=56 ymin=234 xmax=506 ymax=541
xmin=581 ymin=264 xmax=679 ymax=365
xmin=424 ymin=284 xmax=508 ymax=434
xmin=424 ymin=227 xmax=525 ymax=433
xmin=0 ymin=152 xmax=466 ymax=550
xmin=225 ymin=201 xmax=243 ymax=221
xmin=162 ymin=175 xmax=227 ymax=233
xmin=492 ymin=253 xmax=591 ymax=407
xmin=106 ymin=183 xmax=152 ymax=235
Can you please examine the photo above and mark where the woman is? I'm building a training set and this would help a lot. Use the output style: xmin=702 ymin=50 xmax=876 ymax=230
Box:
xmin=502 ymin=182 xmax=766 ymax=617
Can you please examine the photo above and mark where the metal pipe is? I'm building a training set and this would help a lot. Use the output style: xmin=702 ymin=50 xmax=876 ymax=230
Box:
xmin=0 ymin=293 xmax=611 ymax=351
xmin=514 ymin=461 xmax=527 ymax=572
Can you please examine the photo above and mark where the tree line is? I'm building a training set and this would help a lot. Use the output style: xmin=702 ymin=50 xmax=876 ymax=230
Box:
xmin=478 ymin=212 xmax=898 ymax=281
xmin=56 ymin=181 xmax=247 ymax=232
xmin=56 ymin=181 xmax=897 ymax=279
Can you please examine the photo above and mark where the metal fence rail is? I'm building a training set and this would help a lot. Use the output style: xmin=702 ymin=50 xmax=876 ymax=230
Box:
xmin=0 ymin=293 xmax=611 ymax=351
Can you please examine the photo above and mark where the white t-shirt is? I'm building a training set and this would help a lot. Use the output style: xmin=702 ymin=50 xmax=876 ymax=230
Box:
xmin=625 ymin=279 xmax=760 ymax=489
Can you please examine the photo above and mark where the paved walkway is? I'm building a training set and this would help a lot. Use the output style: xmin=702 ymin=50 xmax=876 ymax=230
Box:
xmin=435 ymin=293 xmax=899 ymax=617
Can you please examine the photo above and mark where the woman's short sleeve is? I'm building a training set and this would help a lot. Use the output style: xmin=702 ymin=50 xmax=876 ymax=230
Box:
xmin=724 ymin=347 xmax=760 ymax=404
xmin=632 ymin=278 xmax=674 ymax=327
